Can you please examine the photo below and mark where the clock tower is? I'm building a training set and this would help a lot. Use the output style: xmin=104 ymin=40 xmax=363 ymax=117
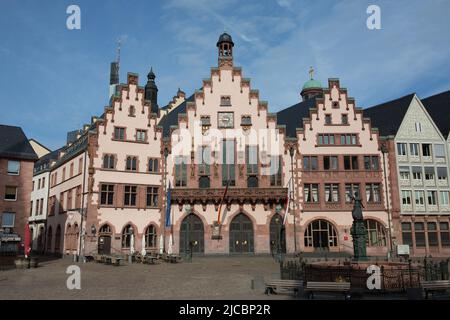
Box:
xmin=217 ymin=32 xmax=234 ymax=68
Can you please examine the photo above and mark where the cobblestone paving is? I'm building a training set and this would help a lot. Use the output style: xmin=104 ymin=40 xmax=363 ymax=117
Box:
xmin=0 ymin=256 xmax=291 ymax=300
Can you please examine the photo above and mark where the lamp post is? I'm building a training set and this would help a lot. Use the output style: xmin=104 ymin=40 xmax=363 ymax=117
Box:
xmin=128 ymin=226 xmax=134 ymax=264
xmin=289 ymin=146 xmax=297 ymax=253
xmin=381 ymin=143 xmax=394 ymax=261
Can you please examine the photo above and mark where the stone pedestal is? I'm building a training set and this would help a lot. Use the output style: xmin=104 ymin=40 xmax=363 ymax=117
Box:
xmin=351 ymin=220 xmax=368 ymax=261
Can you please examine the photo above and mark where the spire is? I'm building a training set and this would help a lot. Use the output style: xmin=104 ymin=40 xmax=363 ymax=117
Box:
xmin=109 ymin=39 xmax=121 ymax=99
xmin=309 ymin=66 xmax=314 ymax=80
xmin=145 ymin=66 xmax=158 ymax=114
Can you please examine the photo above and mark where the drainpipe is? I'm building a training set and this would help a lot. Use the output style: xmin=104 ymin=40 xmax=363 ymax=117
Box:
xmin=78 ymin=150 xmax=88 ymax=263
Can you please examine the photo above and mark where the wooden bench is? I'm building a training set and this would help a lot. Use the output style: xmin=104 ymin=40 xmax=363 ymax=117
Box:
xmin=265 ymin=280 xmax=302 ymax=296
xmin=305 ymin=281 xmax=351 ymax=300
xmin=422 ymin=280 xmax=450 ymax=299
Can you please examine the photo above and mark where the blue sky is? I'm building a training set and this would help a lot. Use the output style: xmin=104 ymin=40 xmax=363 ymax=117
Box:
xmin=1 ymin=0 xmax=449 ymax=150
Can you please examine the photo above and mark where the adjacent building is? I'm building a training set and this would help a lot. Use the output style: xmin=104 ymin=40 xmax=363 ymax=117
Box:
xmin=0 ymin=125 xmax=38 ymax=254
xmin=365 ymin=93 xmax=450 ymax=257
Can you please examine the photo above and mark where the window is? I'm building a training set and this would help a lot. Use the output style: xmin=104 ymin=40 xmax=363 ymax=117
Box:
xmin=401 ymin=190 xmax=412 ymax=205
xmin=412 ymin=167 xmax=422 ymax=180
xmin=414 ymin=190 xmax=425 ymax=205
xmin=341 ymin=114 xmax=348 ymax=125
xmin=365 ymin=219 xmax=386 ymax=246
xmin=59 ymin=192 xmax=65 ymax=213
xmin=1 ymin=212 xmax=15 ymax=228
xmin=323 ymin=156 xmax=338 ymax=170
xmin=366 ymin=184 xmax=381 ymax=203
xmin=246 ymin=145 xmax=258 ymax=175
xmin=67 ymin=189 xmax=73 ymax=210
xmin=62 ymin=168 xmax=66 ymax=181
xmin=434 ymin=144 xmax=445 ymax=159
xmin=114 ymin=127 xmax=125 ymax=140
xmin=270 ymin=155 xmax=282 ymax=186
xmin=422 ymin=144 xmax=431 ymax=157
xmin=364 ymin=156 xmax=379 ymax=170
xmin=410 ymin=143 xmax=419 ymax=156
xmin=222 ymin=140 xmax=235 ymax=186
xmin=136 ymin=129 xmax=146 ymax=142
xmin=424 ymin=167 xmax=435 ymax=181
xmin=148 ymin=158 xmax=158 ymax=173
xmin=70 ymin=163 xmax=74 ymax=177
xmin=399 ymin=166 xmax=410 ymax=180
xmin=100 ymin=184 xmax=114 ymax=205
xmin=103 ymin=154 xmax=115 ymax=169
xmin=146 ymin=187 xmax=158 ymax=207
xmin=124 ymin=185 xmax=137 ymax=206
xmin=199 ymin=176 xmax=210 ymax=188
xmin=122 ymin=225 xmax=134 ymax=248
xmin=344 ymin=156 xmax=359 ymax=170
xmin=304 ymin=219 xmax=338 ymax=248
xmin=129 ymin=105 xmax=135 ymax=116
xmin=35 ymin=200 xmax=39 ymax=216
xmin=318 ymin=134 xmax=335 ymax=145
xmin=437 ymin=167 xmax=448 ymax=181
xmin=340 ymin=134 xmax=357 ymax=145
xmin=428 ymin=222 xmax=438 ymax=246
xmin=345 ymin=184 xmax=360 ymax=202
xmin=49 ymin=196 xmax=56 ymax=215
xmin=7 ymin=161 xmax=20 ymax=175
xmin=402 ymin=222 xmax=413 ymax=246
xmin=427 ymin=190 xmax=437 ymax=205
xmin=303 ymin=156 xmax=318 ymax=171
xmin=78 ymin=158 xmax=83 ymax=174
xmin=397 ymin=143 xmax=407 ymax=156
xmin=325 ymin=184 xmax=339 ymax=202
xmin=42 ymin=177 xmax=45 ymax=188
xmin=76 ymin=186 xmax=81 ymax=208
xmin=325 ymin=114 xmax=332 ymax=125
xmin=440 ymin=222 xmax=450 ymax=247
xmin=414 ymin=222 xmax=425 ymax=247
xmin=220 ymin=96 xmax=231 ymax=106
xmin=30 ymin=201 xmax=33 ymax=216
xmin=247 ymin=176 xmax=258 ymax=188
xmin=175 ymin=156 xmax=187 ymax=187
xmin=440 ymin=191 xmax=449 ymax=206
xmin=415 ymin=122 xmax=422 ymax=132
xmin=145 ymin=225 xmax=157 ymax=248
xmin=241 ymin=116 xmax=252 ymax=126
xmin=304 ymin=184 xmax=319 ymax=203
xmin=198 ymin=146 xmax=211 ymax=176
xmin=4 ymin=186 xmax=17 ymax=201
xmin=126 ymin=156 xmax=137 ymax=171
xmin=39 ymin=198 xmax=44 ymax=214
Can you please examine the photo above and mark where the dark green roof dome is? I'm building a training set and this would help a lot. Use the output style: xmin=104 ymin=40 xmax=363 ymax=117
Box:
xmin=217 ymin=32 xmax=234 ymax=46
xmin=302 ymin=79 xmax=322 ymax=90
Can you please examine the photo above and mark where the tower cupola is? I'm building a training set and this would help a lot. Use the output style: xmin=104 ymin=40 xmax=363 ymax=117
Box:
xmin=145 ymin=67 xmax=158 ymax=114
xmin=217 ymin=32 xmax=234 ymax=67
xmin=300 ymin=66 xmax=323 ymax=101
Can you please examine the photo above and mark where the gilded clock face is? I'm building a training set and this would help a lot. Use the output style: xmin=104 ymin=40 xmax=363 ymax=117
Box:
xmin=218 ymin=112 xmax=234 ymax=128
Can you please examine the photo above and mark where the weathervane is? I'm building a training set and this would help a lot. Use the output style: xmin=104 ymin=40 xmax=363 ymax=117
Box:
xmin=309 ymin=66 xmax=314 ymax=80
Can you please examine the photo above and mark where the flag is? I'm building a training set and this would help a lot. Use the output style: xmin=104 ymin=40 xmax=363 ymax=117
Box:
xmin=217 ymin=180 xmax=230 ymax=225
xmin=165 ymin=182 xmax=172 ymax=228
xmin=283 ymin=177 xmax=293 ymax=225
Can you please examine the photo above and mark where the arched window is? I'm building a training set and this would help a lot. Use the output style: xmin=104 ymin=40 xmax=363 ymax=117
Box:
xmin=304 ymin=219 xmax=338 ymax=249
xmin=129 ymin=105 xmax=135 ymax=116
xmin=365 ymin=219 xmax=386 ymax=247
xmin=99 ymin=224 xmax=112 ymax=234
xmin=73 ymin=224 xmax=79 ymax=251
xmin=55 ymin=225 xmax=62 ymax=252
xmin=65 ymin=224 xmax=72 ymax=251
xmin=126 ymin=156 xmax=137 ymax=171
xmin=103 ymin=154 xmax=115 ymax=169
xmin=122 ymin=224 xmax=134 ymax=248
xmin=46 ymin=226 xmax=52 ymax=252
xmin=145 ymin=225 xmax=157 ymax=248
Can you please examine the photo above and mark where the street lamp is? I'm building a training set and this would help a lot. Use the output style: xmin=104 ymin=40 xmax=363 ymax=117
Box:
xmin=289 ymin=146 xmax=298 ymax=253
xmin=91 ymin=224 xmax=96 ymax=236
xmin=381 ymin=143 xmax=394 ymax=261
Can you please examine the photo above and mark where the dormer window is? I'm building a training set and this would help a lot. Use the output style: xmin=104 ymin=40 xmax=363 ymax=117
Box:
xmin=220 ymin=96 xmax=231 ymax=106
xmin=325 ymin=114 xmax=332 ymax=125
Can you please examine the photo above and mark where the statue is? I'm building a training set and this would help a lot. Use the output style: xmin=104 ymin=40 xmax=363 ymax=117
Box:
xmin=351 ymin=192 xmax=364 ymax=221
xmin=350 ymin=192 xmax=368 ymax=261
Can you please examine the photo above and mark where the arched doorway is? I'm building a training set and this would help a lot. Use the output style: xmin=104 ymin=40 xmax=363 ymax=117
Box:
xmin=46 ymin=226 xmax=52 ymax=253
xmin=54 ymin=225 xmax=61 ymax=254
xmin=98 ymin=224 xmax=112 ymax=254
xmin=37 ymin=226 xmax=45 ymax=252
xmin=270 ymin=214 xmax=286 ymax=254
xmin=180 ymin=214 xmax=204 ymax=255
xmin=229 ymin=213 xmax=254 ymax=254
xmin=304 ymin=219 xmax=338 ymax=251
xmin=65 ymin=224 xmax=72 ymax=252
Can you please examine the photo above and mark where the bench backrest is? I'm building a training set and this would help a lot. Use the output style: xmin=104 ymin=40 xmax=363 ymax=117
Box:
xmin=306 ymin=281 xmax=350 ymax=289
xmin=422 ymin=280 xmax=450 ymax=288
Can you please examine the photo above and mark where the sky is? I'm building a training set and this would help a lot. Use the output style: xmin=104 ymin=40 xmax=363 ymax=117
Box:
xmin=1 ymin=0 xmax=449 ymax=150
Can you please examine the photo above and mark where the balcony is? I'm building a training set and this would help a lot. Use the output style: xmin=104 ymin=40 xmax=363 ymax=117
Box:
xmin=401 ymin=204 xmax=413 ymax=212
xmin=414 ymin=204 xmax=426 ymax=212
xmin=428 ymin=205 xmax=439 ymax=212
xmin=422 ymin=156 xmax=433 ymax=163
xmin=410 ymin=156 xmax=421 ymax=163
xmin=425 ymin=179 xmax=436 ymax=187
xmin=400 ymin=179 xmax=411 ymax=187
xmin=412 ymin=179 xmax=423 ymax=187
xmin=437 ymin=179 xmax=448 ymax=187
